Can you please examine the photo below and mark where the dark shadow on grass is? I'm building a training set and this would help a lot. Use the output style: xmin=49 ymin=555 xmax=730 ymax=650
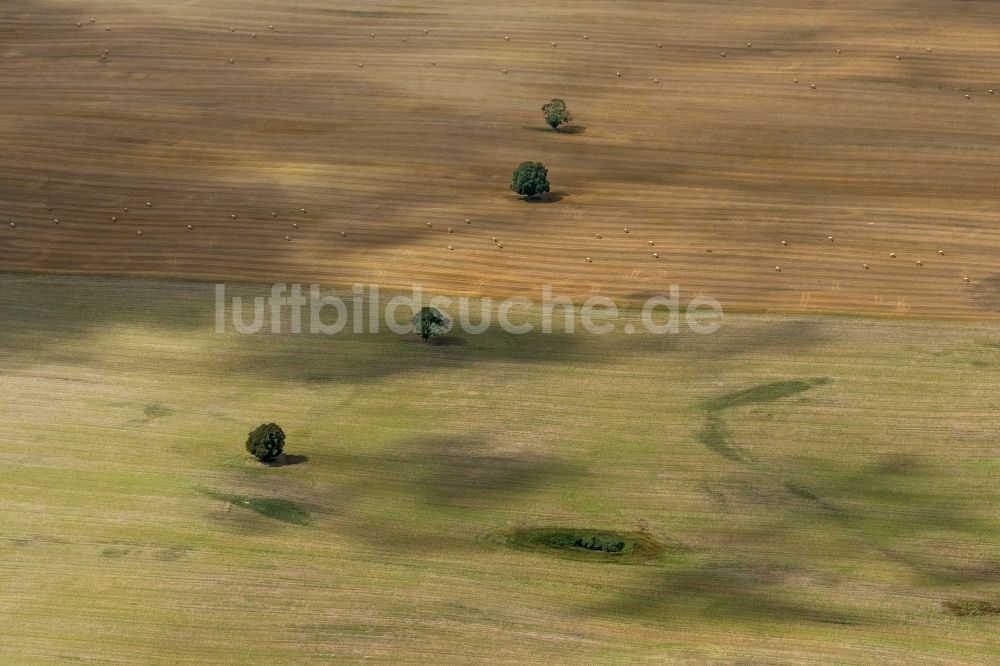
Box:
xmin=588 ymin=562 xmax=863 ymax=626
xmin=202 ymin=490 xmax=310 ymax=525
xmin=265 ymin=454 xmax=309 ymax=467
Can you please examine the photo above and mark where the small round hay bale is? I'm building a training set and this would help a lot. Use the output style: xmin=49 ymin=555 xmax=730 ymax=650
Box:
xmin=793 ymin=79 xmax=799 ymax=84
xmin=111 ymin=216 xmax=117 ymax=222
xmin=492 ymin=236 xmax=497 ymax=243
xmin=292 ymin=223 xmax=298 ymax=229
xmin=657 ymin=43 xmax=663 ymax=48
xmin=229 ymin=27 xmax=235 ymax=32
xmin=497 ymin=243 xmax=503 ymax=249
xmin=747 ymin=42 xmax=752 ymax=48
xmin=965 ymin=94 xmax=971 ymax=100
xmin=963 ymin=276 xmax=970 ymax=282
xmin=938 ymin=250 xmax=944 ymax=255
xmin=863 ymin=264 xmax=869 ymax=269
xmin=781 ymin=240 xmax=787 ymax=246
xmin=90 ymin=19 xmax=95 ymax=23
xmin=136 ymin=230 xmax=143 ymax=236
xmin=551 ymin=42 xmax=557 ymax=47
xmin=358 ymin=63 xmax=363 ymax=68
xmin=145 ymin=201 xmax=152 ymax=207
xmin=916 ymin=260 xmax=923 ymax=266
xmin=835 ymin=49 xmax=841 ymax=54
xmin=827 ymin=235 xmax=834 ymax=241
xmin=926 ymin=48 xmax=932 ymax=53
xmin=105 ymin=26 xmax=111 ymax=31
xmin=53 ymin=218 xmax=59 ymax=224
xmin=585 ymin=257 xmax=592 ymax=263
xmin=810 ymin=83 xmax=817 ymax=89
xmin=230 ymin=214 xmax=237 ymax=220
xmin=653 ymin=252 xmax=660 ymax=258
xmin=623 ymin=227 xmax=629 ymax=233
xmin=448 ymin=227 xmax=453 ymax=233
xmin=774 ymin=266 xmax=781 ymax=272
xmin=300 ymin=208 xmax=307 ymax=213
xmin=584 ymin=35 xmax=589 ymax=40
xmin=895 ymin=55 xmax=901 ymax=60
xmin=186 ymin=225 xmax=193 ymax=230
xmin=653 ymin=78 xmax=659 ymax=83
xmin=595 ymin=233 xmax=602 ymax=239
xmin=720 ymin=52 xmax=727 ymax=57
xmin=616 ymin=71 xmax=622 ymax=77
xmin=988 ymin=89 xmax=994 ymax=95
xmin=890 ymin=252 xmax=896 ymax=258
xmin=448 ymin=245 xmax=453 ymax=250
xmin=271 ymin=212 xmax=277 ymax=217
xmin=9 ymin=222 xmax=15 ymax=228
xmin=504 ymin=36 xmax=510 ymax=41
xmin=465 ymin=218 xmax=471 ymax=224
xmin=251 ymin=32 xmax=257 ymax=38
xmin=339 ymin=231 xmax=346 ymax=237
xmin=285 ymin=235 xmax=291 ymax=241
xmin=422 ymin=29 xmax=428 ymax=35
xmin=648 ymin=240 xmax=654 ymax=246
xmin=228 ymin=59 xmax=234 ymax=64
xmin=426 ymin=222 xmax=433 ymax=227
xmin=369 ymin=33 xmax=375 ymax=38
xmin=76 ymin=22 xmax=82 ymax=27
xmin=269 ymin=26 xmax=275 ymax=31
xmin=501 ymin=68 xmax=508 ymax=74
xmin=265 ymin=56 xmax=272 ymax=61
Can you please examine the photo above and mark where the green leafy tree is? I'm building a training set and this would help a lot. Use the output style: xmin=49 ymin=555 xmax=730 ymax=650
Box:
xmin=246 ymin=423 xmax=285 ymax=462
xmin=411 ymin=306 xmax=450 ymax=342
xmin=510 ymin=161 xmax=550 ymax=200
xmin=541 ymin=98 xmax=572 ymax=130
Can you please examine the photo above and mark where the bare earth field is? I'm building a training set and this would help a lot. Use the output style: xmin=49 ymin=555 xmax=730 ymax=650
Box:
xmin=1 ymin=0 xmax=999 ymax=315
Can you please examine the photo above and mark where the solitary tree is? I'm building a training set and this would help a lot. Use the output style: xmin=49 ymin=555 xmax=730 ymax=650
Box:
xmin=411 ymin=306 xmax=450 ymax=342
xmin=511 ymin=161 xmax=550 ymax=200
xmin=246 ymin=423 xmax=285 ymax=463
xmin=541 ymin=98 xmax=572 ymax=131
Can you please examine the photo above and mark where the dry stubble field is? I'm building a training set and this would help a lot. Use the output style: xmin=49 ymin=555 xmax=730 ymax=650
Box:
xmin=1 ymin=0 xmax=999 ymax=314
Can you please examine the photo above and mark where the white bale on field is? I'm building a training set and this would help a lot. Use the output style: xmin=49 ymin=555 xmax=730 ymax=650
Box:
xmin=890 ymin=252 xmax=896 ymax=258
xmin=186 ymin=225 xmax=193 ymax=230
xmin=653 ymin=253 xmax=659 ymax=258
xmin=775 ymin=266 xmax=781 ymax=271
xmin=586 ymin=257 xmax=592 ymax=263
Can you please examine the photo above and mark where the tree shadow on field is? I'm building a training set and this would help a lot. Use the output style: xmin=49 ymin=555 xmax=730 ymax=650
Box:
xmin=519 ymin=191 xmax=566 ymax=204
xmin=264 ymin=454 xmax=309 ymax=467
xmin=522 ymin=125 xmax=587 ymax=135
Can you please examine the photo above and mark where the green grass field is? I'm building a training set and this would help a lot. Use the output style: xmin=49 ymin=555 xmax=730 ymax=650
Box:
xmin=1 ymin=274 xmax=998 ymax=664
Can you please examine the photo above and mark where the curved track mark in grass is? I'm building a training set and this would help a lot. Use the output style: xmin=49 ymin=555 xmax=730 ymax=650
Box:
xmin=700 ymin=378 xmax=830 ymax=412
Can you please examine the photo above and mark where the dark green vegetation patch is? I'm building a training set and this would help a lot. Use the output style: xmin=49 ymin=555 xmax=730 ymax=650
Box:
xmin=204 ymin=490 xmax=310 ymax=525
xmin=502 ymin=528 xmax=665 ymax=563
